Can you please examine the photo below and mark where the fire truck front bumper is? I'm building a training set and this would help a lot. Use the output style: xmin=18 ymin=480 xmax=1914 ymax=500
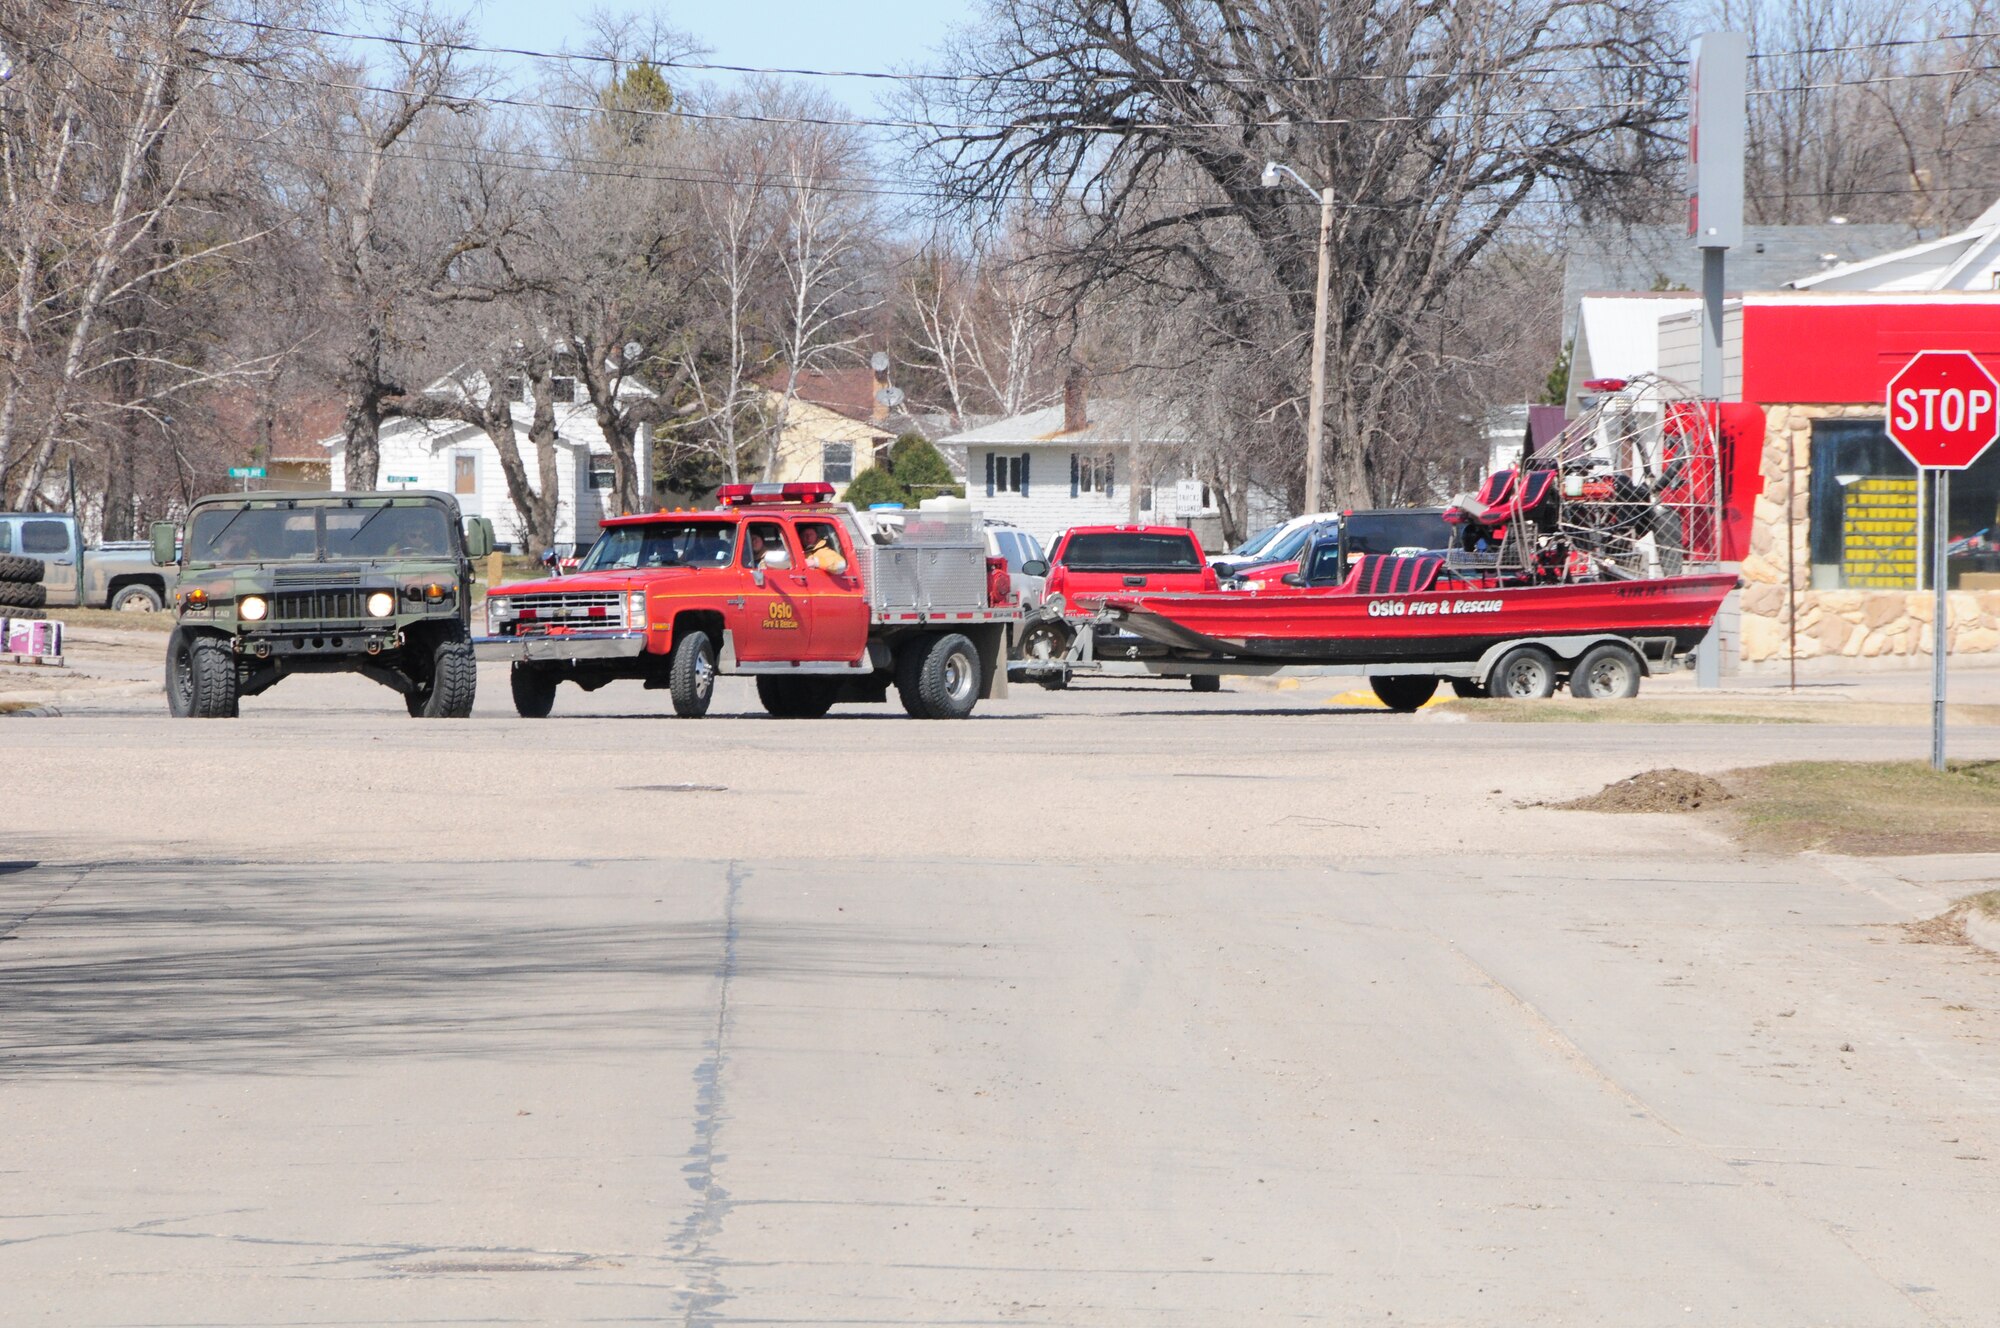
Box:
xmin=475 ymin=632 xmax=650 ymax=663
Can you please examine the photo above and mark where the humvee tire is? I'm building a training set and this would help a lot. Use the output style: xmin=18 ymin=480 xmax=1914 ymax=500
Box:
xmin=167 ymin=630 xmax=239 ymax=718
xmin=406 ymin=626 xmax=477 ymax=718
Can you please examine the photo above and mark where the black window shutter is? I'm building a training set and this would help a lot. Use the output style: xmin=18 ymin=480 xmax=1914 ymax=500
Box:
xmin=1069 ymin=452 xmax=1079 ymax=498
xmin=985 ymin=451 xmax=995 ymax=498
xmin=1019 ymin=452 xmax=1030 ymax=497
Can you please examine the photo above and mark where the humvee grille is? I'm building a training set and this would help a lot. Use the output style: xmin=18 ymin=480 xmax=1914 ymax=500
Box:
xmin=272 ymin=589 xmax=365 ymax=622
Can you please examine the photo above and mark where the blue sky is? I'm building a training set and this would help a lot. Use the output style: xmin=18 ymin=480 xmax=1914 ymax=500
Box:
xmin=472 ymin=0 xmax=978 ymax=111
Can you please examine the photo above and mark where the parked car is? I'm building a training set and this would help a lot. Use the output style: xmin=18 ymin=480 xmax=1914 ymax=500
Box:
xmin=1220 ymin=519 xmax=1341 ymax=589
xmin=984 ymin=520 xmax=1049 ymax=612
xmin=1018 ymin=523 xmax=1220 ymax=688
xmin=1209 ymin=512 xmax=1342 ymax=579
xmin=1240 ymin=508 xmax=1455 ymax=592
xmin=0 ymin=512 xmax=172 ymax=613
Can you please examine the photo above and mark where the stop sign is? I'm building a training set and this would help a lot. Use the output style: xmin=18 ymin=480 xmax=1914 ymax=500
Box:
xmin=1886 ymin=350 xmax=2000 ymax=469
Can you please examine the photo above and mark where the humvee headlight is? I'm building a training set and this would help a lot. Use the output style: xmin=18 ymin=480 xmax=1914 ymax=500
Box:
xmin=366 ymin=591 xmax=396 ymax=618
xmin=239 ymin=595 xmax=268 ymax=622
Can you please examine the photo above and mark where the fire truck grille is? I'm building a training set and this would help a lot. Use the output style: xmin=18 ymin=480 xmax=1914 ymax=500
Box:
xmin=502 ymin=591 xmax=627 ymax=631
xmin=272 ymin=589 xmax=365 ymax=622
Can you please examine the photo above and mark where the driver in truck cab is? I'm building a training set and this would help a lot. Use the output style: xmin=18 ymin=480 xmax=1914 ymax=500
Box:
xmin=798 ymin=521 xmax=848 ymax=574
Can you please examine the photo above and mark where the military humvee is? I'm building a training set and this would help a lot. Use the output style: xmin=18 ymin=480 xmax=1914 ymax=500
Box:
xmin=151 ymin=491 xmax=496 ymax=718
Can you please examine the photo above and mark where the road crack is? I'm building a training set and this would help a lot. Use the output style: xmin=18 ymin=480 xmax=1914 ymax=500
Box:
xmin=671 ymin=859 xmax=745 ymax=1326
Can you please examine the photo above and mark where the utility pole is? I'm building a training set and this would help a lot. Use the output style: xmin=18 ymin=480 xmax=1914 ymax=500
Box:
xmin=1263 ymin=163 xmax=1336 ymax=514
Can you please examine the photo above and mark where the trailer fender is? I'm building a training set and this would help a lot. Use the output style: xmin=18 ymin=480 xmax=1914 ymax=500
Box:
xmin=1468 ymin=633 xmax=1667 ymax=684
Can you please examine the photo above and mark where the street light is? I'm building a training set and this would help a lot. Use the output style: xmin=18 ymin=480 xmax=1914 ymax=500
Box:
xmin=1262 ymin=161 xmax=1336 ymax=513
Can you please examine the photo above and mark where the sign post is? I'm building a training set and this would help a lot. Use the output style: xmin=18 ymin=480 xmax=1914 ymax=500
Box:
xmin=1884 ymin=349 xmax=2000 ymax=771
xmin=227 ymin=465 xmax=265 ymax=492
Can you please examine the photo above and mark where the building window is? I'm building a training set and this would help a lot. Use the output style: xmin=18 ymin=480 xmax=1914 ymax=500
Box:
xmin=452 ymin=453 xmax=477 ymax=495
xmin=822 ymin=441 xmax=854 ymax=484
xmin=503 ymin=375 xmax=525 ymax=403
xmin=1077 ymin=455 xmax=1114 ymax=495
xmin=1138 ymin=478 xmax=1153 ymax=512
xmin=549 ymin=375 xmax=578 ymax=404
xmin=987 ymin=451 xmax=1027 ymax=494
xmin=589 ymin=458 xmax=615 ymax=491
xmin=1808 ymin=417 xmax=2000 ymax=590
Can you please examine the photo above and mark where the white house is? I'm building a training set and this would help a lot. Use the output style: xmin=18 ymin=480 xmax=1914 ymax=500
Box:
xmin=322 ymin=372 xmax=652 ymax=553
xmin=939 ymin=378 xmax=1236 ymax=546
xmin=1788 ymin=198 xmax=2000 ymax=293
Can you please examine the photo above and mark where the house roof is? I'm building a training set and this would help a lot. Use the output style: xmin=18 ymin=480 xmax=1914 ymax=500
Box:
xmin=941 ymin=396 xmax=1190 ymax=448
xmin=759 ymin=365 xmax=886 ymax=423
xmin=756 ymin=386 xmax=893 ymax=440
xmin=1788 ymin=197 xmax=2000 ymax=292
xmin=317 ymin=401 xmax=608 ymax=453
xmin=1559 ymin=221 xmax=1922 ymax=339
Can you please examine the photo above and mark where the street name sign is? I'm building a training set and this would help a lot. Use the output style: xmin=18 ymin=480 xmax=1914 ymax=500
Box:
xmin=1885 ymin=350 xmax=2000 ymax=771
xmin=386 ymin=474 xmax=420 ymax=484
xmin=227 ymin=466 xmax=265 ymax=479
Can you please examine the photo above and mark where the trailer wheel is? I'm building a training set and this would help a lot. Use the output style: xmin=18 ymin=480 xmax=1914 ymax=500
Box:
xmin=1571 ymin=642 xmax=1643 ymax=699
xmin=166 ymin=630 xmax=239 ymax=718
xmin=510 ymin=662 xmax=558 ymax=718
xmin=904 ymin=632 xmax=980 ymax=719
xmin=1489 ymin=645 xmax=1558 ymax=700
xmin=1189 ymin=674 xmax=1222 ymax=693
xmin=756 ymin=676 xmax=838 ymax=719
xmin=669 ymin=630 xmax=717 ymax=718
xmin=1450 ymin=678 xmax=1485 ymax=699
xmin=1370 ymin=675 xmax=1439 ymax=712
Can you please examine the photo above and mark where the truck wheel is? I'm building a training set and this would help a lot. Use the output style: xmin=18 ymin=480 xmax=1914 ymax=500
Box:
xmin=668 ymin=630 xmax=717 ymax=718
xmin=1571 ymin=642 xmax=1643 ymax=699
xmin=1190 ymin=674 xmax=1222 ymax=693
xmin=0 ymin=580 xmax=46 ymax=609
xmin=755 ymin=676 xmax=837 ymax=719
xmin=0 ymin=555 xmax=43 ymax=583
xmin=510 ymin=663 xmax=558 ymax=718
xmin=110 ymin=583 xmax=164 ymax=612
xmin=894 ymin=637 xmax=929 ymax=716
xmin=1370 ymin=675 xmax=1439 ymax=712
xmin=909 ymin=632 xmax=981 ymax=720
xmin=166 ymin=630 xmax=239 ymax=718
xmin=1450 ymin=678 xmax=1485 ymax=699
xmin=408 ymin=627 xmax=477 ymax=718
xmin=1488 ymin=646 xmax=1558 ymax=700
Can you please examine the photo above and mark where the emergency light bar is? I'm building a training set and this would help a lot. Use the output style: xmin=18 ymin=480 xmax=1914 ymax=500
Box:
xmin=717 ymin=482 xmax=836 ymax=506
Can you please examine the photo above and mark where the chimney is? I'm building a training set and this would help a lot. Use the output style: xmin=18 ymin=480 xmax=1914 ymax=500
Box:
xmin=1063 ymin=365 xmax=1088 ymax=433
xmin=870 ymin=362 xmax=889 ymax=424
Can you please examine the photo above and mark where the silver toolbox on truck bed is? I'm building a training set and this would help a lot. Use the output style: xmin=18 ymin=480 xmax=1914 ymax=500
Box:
xmin=857 ymin=511 xmax=988 ymax=615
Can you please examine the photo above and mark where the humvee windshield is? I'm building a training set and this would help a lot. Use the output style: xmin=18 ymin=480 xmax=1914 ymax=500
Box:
xmin=187 ymin=501 xmax=455 ymax=563
xmin=581 ymin=520 xmax=736 ymax=570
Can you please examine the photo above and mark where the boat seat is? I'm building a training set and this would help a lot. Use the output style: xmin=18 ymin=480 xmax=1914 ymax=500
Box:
xmin=1355 ymin=553 xmax=1446 ymax=595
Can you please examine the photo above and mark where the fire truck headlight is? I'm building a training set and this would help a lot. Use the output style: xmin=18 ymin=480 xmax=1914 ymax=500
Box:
xmin=627 ymin=588 xmax=646 ymax=625
xmin=366 ymin=591 xmax=396 ymax=618
xmin=485 ymin=598 xmax=511 ymax=635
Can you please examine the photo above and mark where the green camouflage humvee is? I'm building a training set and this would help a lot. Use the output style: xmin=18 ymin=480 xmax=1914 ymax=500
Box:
xmin=151 ymin=491 xmax=496 ymax=718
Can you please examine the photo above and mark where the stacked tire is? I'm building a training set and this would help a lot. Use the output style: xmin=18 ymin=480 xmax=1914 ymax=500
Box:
xmin=0 ymin=555 xmax=46 ymax=612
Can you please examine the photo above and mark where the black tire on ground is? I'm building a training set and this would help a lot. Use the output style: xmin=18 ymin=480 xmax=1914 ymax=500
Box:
xmin=1015 ymin=614 xmax=1071 ymax=664
xmin=407 ymin=626 xmax=477 ymax=717
xmin=904 ymin=632 xmax=981 ymax=719
xmin=1190 ymin=674 xmax=1222 ymax=693
xmin=0 ymin=554 xmax=44 ymax=583
xmin=755 ymin=676 xmax=838 ymax=718
xmin=1451 ymin=678 xmax=1485 ymax=699
xmin=166 ymin=630 xmax=239 ymax=718
xmin=510 ymin=662 xmax=558 ymax=718
xmin=109 ymin=583 xmax=164 ymax=612
xmin=0 ymin=580 xmax=46 ymax=609
xmin=668 ymin=630 xmax=717 ymax=718
xmin=1370 ymin=674 xmax=1440 ymax=712
xmin=1571 ymin=642 xmax=1644 ymax=699
xmin=1488 ymin=645 xmax=1559 ymax=700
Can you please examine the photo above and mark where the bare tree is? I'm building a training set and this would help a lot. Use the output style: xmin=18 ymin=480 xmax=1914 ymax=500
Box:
xmin=912 ymin=0 xmax=1683 ymax=510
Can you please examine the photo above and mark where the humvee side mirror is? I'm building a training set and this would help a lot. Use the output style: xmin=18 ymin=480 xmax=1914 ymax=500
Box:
xmin=150 ymin=521 xmax=178 ymax=566
xmin=1280 ymin=571 xmax=1306 ymax=587
xmin=464 ymin=516 xmax=494 ymax=559
xmin=1021 ymin=558 xmax=1049 ymax=577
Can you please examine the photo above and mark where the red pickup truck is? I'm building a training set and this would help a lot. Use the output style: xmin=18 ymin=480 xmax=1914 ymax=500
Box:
xmin=476 ymin=484 xmax=1019 ymax=719
xmin=1016 ymin=524 xmax=1219 ymax=687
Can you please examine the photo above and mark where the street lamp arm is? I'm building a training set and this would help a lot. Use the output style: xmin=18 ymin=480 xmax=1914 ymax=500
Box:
xmin=1260 ymin=160 xmax=1320 ymax=202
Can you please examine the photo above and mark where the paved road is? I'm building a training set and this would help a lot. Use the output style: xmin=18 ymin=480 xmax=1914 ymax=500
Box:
xmin=3 ymin=664 xmax=2000 ymax=1324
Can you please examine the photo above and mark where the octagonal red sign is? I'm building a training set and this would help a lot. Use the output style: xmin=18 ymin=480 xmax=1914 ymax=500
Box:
xmin=1886 ymin=350 xmax=2000 ymax=470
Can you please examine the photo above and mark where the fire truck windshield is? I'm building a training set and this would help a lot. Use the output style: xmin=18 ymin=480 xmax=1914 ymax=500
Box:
xmin=581 ymin=520 xmax=737 ymax=571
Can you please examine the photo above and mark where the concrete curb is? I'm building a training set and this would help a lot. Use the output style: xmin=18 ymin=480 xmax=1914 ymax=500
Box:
xmin=1964 ymin=907 xmax=2000 ymax=956
xmin=0 ymin=703 xmax=61 ymax=718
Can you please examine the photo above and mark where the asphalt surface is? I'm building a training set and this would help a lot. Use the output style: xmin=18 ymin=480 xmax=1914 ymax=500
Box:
xmin=3 ymin=654 xmax=2000 ymax=1325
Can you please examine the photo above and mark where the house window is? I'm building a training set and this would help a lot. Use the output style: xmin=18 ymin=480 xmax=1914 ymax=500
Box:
xmin=1077 ymin=456 xmax=1114 ymax=495
xmin=503 ymin=375 xmax=525 ymax=403
xmin=589 ymin=458 xmax=616 ymax=491
xmin=822 ymin=441 xmax=854 ymax=484
xmin=549 ymin=375 xmax=577 ymax=404
xmin=987 ymin=451 xmax=1027 ymax=494
xmin=1138 ymin=478 xmax=1154 ymax=512
xmin=452 ymin=453 xmax=477 ymax=495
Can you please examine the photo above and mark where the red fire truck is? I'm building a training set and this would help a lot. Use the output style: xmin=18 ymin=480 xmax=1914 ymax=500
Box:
xmin=475 ymin=483 xmax=1019 ymax=719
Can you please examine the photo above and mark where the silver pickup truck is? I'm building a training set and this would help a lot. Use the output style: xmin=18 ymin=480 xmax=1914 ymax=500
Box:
xmin=0 ymin=513 xmax=172 ymax=611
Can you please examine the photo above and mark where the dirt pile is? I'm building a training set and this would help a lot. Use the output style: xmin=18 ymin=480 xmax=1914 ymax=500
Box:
xmin=1551 ymin=768 xmax=1734 ymax=813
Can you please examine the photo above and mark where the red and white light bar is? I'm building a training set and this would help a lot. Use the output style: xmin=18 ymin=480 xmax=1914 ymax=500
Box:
xmin=717 ymin=481 xmax=836 ymax=506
